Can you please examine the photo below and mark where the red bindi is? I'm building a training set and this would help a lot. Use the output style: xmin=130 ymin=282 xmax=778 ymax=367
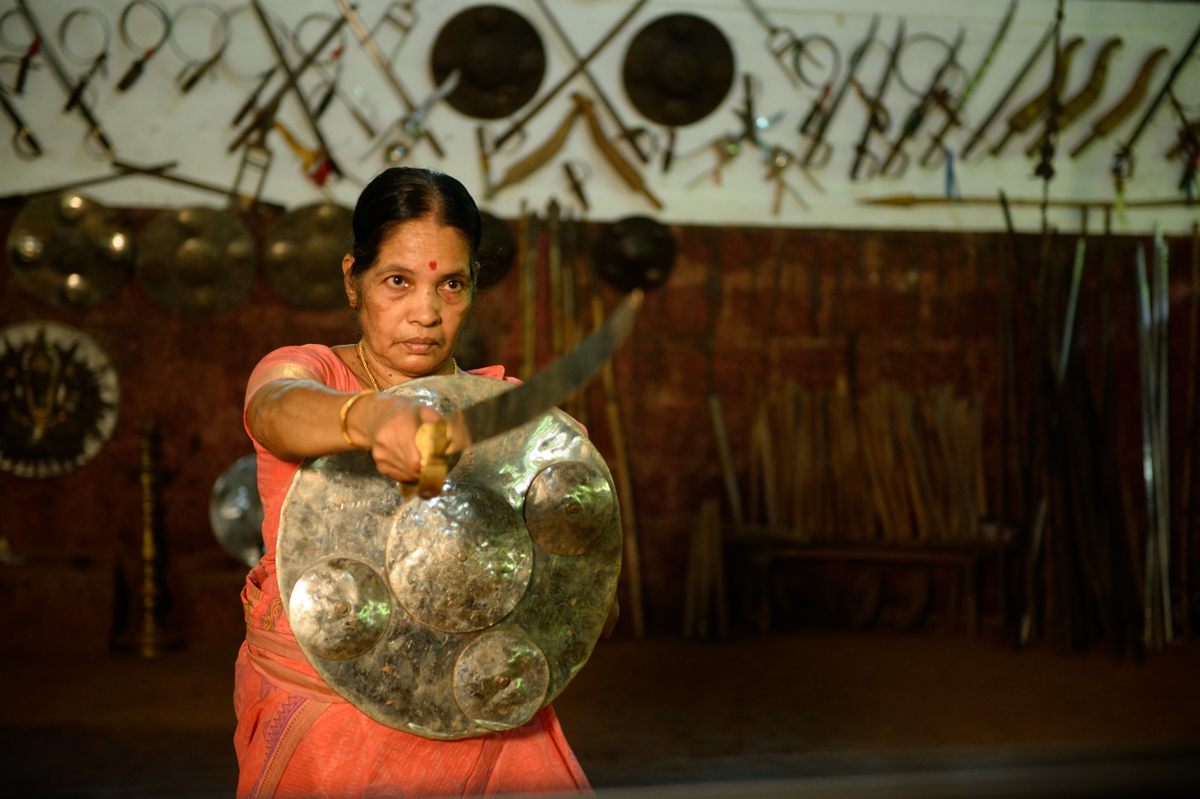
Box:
xmin=428 ymin=260 xmax=437 ymax=271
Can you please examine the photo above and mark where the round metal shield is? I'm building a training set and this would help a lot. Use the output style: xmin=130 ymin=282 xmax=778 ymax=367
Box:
xmin=476 ymin=210 xmax=514 ymax=290
xmin=262 ymin=202 xmax=351 ymax=310
xmin=430 ymin=5 xmax=545 ymax=120
xmin=592 ymin=215 xmax=676 ymax=292
xmin=622 ymin=13 xmax=736 ymax=127
xmin=277 ymin=374 xmax=621 ymax=739
xmin=209 ymin=454 xmax=264 ymax=566
xmin=137 ymin=207 xmax=256 ymax=318
xmin=6 ymin=193 xmax=133 ymax=309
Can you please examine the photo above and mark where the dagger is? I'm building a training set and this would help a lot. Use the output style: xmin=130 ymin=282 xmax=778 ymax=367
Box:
xmin=408 ymin=289 xmax=644 ymax=498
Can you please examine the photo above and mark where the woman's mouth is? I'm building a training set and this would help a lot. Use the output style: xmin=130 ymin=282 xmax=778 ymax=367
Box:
xmin=401 ymin=338 xmax=439 ymax=355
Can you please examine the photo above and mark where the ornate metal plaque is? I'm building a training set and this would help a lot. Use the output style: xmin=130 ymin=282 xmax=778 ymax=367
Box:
xmin=277 ymin=374 xmax=620 ymax=739
xmin=0 ymin=321 xmax=120 ymax=478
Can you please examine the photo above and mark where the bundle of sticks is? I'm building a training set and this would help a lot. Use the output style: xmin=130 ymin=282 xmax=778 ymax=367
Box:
xmin=743 ymin=381 xmax=986 ymax=543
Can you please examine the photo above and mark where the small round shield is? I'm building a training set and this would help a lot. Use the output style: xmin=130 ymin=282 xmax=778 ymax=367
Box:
xmin=209 ymin=454 xmax=264 ymax=566
xmin=476 ymin=210 xmax=515 ymax=290
xmin=430 ymin=5 xmax=545 ymax=120
xmin=262 ymin=202 xmax=351 ymax=310
xmin=592 ymin=215 xmax=676 ymax=292
xmin=137 ymin=207 xmax=256 ymax=318
xmin=622 ymin=13 xmax=736 ymax=127
xmin=6 ymin=193 xmax=133 ymax=309
xmin=276 ymin=374 xmax=620 ymax=739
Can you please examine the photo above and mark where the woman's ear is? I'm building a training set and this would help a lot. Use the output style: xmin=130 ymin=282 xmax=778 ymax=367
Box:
xmin=342 ymin=254 xmax=358 ymax=309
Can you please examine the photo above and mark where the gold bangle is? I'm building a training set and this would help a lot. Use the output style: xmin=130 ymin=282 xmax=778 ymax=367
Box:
xmin=339 ymin=390 xmax=374 ymax=448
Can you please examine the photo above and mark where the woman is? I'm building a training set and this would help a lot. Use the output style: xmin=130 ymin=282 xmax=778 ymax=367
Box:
xmin=234 ymin=167 xmax=591 ymax=798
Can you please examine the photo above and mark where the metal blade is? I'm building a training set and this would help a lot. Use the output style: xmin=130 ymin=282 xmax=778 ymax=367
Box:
xmin=458 ymin=289 xmax=643 ymax=444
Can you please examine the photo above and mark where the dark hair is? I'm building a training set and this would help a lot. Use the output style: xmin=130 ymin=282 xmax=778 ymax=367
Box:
xmin=349 ymin=167 xmax=481 ymax=281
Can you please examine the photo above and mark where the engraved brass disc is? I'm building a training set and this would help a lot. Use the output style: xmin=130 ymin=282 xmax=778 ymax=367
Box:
xmin=136 ymin=206 xmax=256 ymax=317
xmin=622 ymin=13 xmax=736 ymax=127
xmin=387 ymin=483 xmax=532 ymax=633
xmin=290 ymin=558 xmax=393 ymax=660
xmin=430 ymin=5 xmax=545 ymax=120
xmin=525 ymin=461 xmax=615 ymax=556
xmin=277 ymin=374 xmax=621 ymax=739
xmin=453 ymin=628 xmax=550 ymax=725
xmin=262 ymin=202 xmax=351 ymax=310
xmin=6 ymin=194 xmax=133 ymax=309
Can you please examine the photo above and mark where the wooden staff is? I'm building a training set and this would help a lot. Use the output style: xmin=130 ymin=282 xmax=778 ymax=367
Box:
xmin=565 ymin=214 xmax=590 ymax=428
xmin=703 ymin=230 xmax=746 ymax=534
xmin=545 ymin=199 xmax=562 ymax=357
xmin=1182 ymin=223 xmax=1200 ymax=639
xmin=138 ymin=419 xmax=164 ymax=658
xmin=519 ymin=202 xmax=537 ymax=377
xmin=591 ymin=291 xmax=645 ymax=638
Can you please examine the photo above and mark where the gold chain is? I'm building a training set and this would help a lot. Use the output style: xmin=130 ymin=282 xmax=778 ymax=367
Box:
xmin=356 ymin=340 xmax=381 ymax=391
xmin=356 ymin=340 xmax=458 ymax=391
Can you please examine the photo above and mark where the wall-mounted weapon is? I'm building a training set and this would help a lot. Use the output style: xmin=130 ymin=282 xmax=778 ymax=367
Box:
xmin=1024 ymin=37 xmax=1123 ymax=158
xmin=1111 ymin=18 xmax=1200 ymax=182
xmin=534 ymin=0 xmax=650 ymax=164
xmin=919 ymin=0 xmax=1016 ymax=167
xmin=490 ymin=0 xmax=649 ymax=154
xmin=850 ymin=19 xmax=905 ymax=180
xmin=1068 ymin=47 xmax=1169 ymax=159
xmin=800 ymin=14 xmax=879 ymax=168
xmin=879 ymin=27 xmax=965 ymax=177
xmin=0 ymin=82 xmax=40 ymax=157
xmin=14 ymin=0 xmax=114 ymax=156
xmin=988 ymin=36 xmax=1083 ymax=156
xmin=335 ymin=0 xmax=446 ymax=158
xmin=960 ymin=21 xmax=1056 ymax=160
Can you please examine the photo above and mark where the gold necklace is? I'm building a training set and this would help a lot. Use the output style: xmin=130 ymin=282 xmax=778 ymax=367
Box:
xmin=356 ymin=340 xmax=381 ymax=391
xmin=356 ymin=340 xmax=458 ymax=391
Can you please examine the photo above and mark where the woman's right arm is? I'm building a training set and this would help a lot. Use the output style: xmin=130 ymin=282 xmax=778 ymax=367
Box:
xmin=246 ymin=378 xmax=439 ymax=483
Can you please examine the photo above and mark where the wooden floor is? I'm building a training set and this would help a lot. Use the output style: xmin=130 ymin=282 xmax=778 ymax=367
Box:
xmin=3 ymin=629 xmax=1200 ymax=797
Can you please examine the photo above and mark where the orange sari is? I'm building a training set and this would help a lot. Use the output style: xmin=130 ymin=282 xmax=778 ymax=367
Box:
xmin=234 ymin=345 xmax=591 ymax=798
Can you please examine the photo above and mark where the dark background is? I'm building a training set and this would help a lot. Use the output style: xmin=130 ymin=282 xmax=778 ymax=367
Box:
xmin=1 ymin=198 xmax=1196 ymax=649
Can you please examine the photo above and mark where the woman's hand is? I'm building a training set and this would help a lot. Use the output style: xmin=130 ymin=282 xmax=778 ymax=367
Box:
xmin=352 ymin=393 xmax=444 ymax=483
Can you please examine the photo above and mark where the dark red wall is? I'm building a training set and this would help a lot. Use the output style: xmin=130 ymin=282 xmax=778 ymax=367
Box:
xmin=1 ymin=198 xmax=1195 ymax=649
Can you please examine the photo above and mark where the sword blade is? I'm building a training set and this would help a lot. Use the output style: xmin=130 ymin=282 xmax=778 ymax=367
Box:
xmin=458 ymin=289 xmax=643 ymax=444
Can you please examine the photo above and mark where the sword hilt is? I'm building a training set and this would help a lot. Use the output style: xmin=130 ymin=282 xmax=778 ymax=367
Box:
xmin=407 ymin=418 xmax=450 ymax=499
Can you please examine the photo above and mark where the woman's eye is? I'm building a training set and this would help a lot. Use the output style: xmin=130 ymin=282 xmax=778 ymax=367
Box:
xmin=387 ymin=276 xmax=407 ymax=287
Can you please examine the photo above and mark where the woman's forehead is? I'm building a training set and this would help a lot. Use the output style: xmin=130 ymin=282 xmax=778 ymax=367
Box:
xmin=377 ymin=219 xmax=471 ymax=256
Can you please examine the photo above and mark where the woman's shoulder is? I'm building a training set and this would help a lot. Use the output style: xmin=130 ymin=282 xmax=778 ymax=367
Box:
xmin=247 ymin=344 xmax=359 ymax=396
xmin=467 ymin=364 xmax=521 ymax=385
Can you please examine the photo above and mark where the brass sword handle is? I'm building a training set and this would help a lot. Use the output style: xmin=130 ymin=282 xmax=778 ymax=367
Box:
xmin=411 ymin=418 xmax=451 ymax=499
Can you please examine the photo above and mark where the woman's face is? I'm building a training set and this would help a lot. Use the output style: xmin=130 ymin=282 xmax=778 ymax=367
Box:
xmin=343 ymin=216 xmax=473 ymax=382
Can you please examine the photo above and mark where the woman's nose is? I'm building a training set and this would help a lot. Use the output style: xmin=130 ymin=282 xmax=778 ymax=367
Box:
xmin=409 ymin=286 xmax=442 ymax=324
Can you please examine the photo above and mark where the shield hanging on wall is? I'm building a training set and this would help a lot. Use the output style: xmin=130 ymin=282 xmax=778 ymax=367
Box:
xmin=430 ymin=5 xmax=546 ymax=120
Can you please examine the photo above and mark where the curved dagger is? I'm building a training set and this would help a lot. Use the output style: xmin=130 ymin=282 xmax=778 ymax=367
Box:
xmin=1025 ymin=36 xmax=1123 ymax=157
xmin=988 ymin=36 xmax=1084 ymax=156
xmin=1069 ymin=46 xmax=1169 ymax=159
